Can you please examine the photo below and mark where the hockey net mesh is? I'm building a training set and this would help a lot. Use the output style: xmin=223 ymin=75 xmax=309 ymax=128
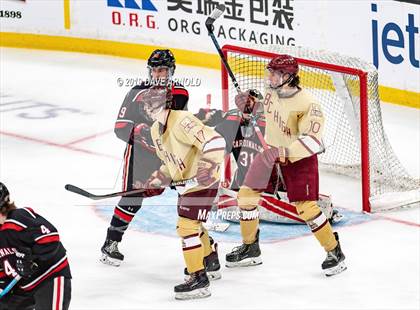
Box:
xmin=223 ymin=45 xmax=419 ymax=212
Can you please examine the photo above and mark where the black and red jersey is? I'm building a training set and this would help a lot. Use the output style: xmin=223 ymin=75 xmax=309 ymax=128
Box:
xmin=0 ymin=208 xmax=71 ymax=292
xmin=114 ymin=82 xmax=189 ymax=144
xmin=215 ymin=110 xmax=266 ymax=189
xmin=114 ymin=82 xmax=189 ymax=185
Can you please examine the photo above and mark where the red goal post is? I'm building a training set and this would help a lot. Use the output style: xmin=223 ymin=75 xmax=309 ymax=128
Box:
xmin=220 ymin=44 xmax=419 ymax=213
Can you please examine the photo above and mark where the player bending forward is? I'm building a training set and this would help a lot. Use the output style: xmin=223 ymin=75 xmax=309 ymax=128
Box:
xmin=141 ymin=87 xmax=225 ymax=300
xmin=101 ymin=49 xmax=189 ymax=266
xmin=225 ymin=55 xmax=347 ymax=276
xmin=0 ymin=183 xmax=72 ymax=310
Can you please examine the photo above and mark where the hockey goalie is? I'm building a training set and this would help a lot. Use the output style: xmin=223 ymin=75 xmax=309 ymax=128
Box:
xmin=214 ymin=89 xmax=343 ymax=225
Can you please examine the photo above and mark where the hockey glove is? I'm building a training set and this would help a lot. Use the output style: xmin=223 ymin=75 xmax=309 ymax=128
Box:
xmin=234 ymin=91 xmax=252 ymax=113
xmin=234 ymin=89 xmax=263 ymax=114
xmin=261 ymin=147 xmax=288 ymax=168
xmin=144 ymin=170 xmax=171 ymax=197
xmin=133 ymin=123 xmax=155 ymax=152
xmin=15 ymin=248 xmax=38 ymax=279
xmin=196 ymin=159 xmax=219 ymax=187
xmin=195 ymin=108 xmax=224 ymax=126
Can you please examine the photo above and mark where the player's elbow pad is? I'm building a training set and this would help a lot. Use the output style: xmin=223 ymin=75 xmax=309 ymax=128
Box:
xmin=203 ymin=136 xmax=226 ymax=154
xmin=298 ymin=135 xmax=325 ymax=155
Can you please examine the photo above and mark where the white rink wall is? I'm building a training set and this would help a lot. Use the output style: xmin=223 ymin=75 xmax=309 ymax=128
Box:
xmin=0 ymin=0 xmax=419 ymax=106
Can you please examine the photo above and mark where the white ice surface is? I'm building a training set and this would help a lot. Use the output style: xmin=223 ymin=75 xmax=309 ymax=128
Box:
xmin=1 ymin=48 xmax=419 ymax=310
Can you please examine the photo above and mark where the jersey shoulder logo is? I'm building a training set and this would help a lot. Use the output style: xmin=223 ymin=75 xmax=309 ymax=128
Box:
xmin=180 ymin=117 xmax=197 ymax=133
xmin=310 ymin=103 xmax=323 ymax=117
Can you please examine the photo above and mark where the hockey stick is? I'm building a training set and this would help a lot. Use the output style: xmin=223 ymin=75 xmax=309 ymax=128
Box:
xmin=205 ymin=5 xmax=286 ymax=190
xmin=0 ymin=275 xmax=21 ymax=300
xmin=65 ymin=178 xmax=198 ymax=200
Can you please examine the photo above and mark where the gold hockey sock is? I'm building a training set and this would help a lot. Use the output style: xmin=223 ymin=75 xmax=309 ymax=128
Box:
xmin=238 ymin=186 xmax=261 ymax=244
xmin=295 ymin=201 xmax=338 ymax=252
xmin=183 ymin=244 xmax=205 ymax=274
xmin=313 ymin=221 xmax=337 ymax=252
xmin=177 ymin=217 xmax=206 ymax=273
xmin=240 ymin=218 xmax=259 ymax=244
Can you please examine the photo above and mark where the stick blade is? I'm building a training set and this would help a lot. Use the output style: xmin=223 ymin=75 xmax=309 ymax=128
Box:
xmin=65 ymin=184 xmax=97 ymax=199
xmin=211 ymin=4 xmax=225 ymax=19
xmin=205 ymin=4 xmax=226 ymax=30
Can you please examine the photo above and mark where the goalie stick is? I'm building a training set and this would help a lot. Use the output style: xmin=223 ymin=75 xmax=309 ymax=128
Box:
xmin=65 ymin=178 xmax=198 ymax=200
xmin=0 ymin=275 xmax=21 ymax=299
xmin=205 ymin=5 xmax=286 ymax=189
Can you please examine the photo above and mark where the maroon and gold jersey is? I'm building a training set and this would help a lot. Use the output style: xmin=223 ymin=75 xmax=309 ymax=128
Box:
xmin=151 ymin=110 xmax=225 ymax=188
xmin=263 ymin=88 xmax=325 ymax=163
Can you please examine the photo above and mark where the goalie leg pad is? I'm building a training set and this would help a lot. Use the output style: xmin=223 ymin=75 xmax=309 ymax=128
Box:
xmin=295 ymin=201 xmax=338 ymax=252
xmin=177 ymin=217 xmax=205 ymax=274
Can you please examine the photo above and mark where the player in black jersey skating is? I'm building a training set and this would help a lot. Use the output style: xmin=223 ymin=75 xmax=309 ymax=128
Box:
xmin=0 ymin=182 xmax=71 ymax=310
xmin=100 ymin=49 xmax=190 ymax=266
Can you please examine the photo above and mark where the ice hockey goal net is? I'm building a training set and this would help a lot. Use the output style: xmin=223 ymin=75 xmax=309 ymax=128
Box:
xmin=221 ymin=44 xmax=419 ymax=213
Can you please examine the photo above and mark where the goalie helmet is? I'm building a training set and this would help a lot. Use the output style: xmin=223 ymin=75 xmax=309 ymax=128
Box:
xmin=139 ymin=87 xmax=173 ymax=121
xmin=266 ymin=54 xmax=299 ymax=75
xmin=147 ymin=49 xmax=176 ymax=80
xmin=0 ymin=182 xmax=10 ymax=211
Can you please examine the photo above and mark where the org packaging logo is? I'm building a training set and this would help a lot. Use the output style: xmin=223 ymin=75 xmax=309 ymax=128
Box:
xmin=107 ymin=0 xmax=157 ymax=11
xmin=107 ymin=0 xmax=158 ymax=29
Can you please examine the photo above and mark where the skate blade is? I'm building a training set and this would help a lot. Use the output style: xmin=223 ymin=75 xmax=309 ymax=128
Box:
xmin=324 ymin=261 xmax=347 ymax=277
xmin=100 ymin=254 xmax=122 ymax=267
xmin=207 ymin=270 xmax=222 ymax=281
xmin=225 ymin=256 xmax=262 ymax=268
xmin=175 ymin=287 xmax=211 ymax=300
xmin=184 ymin=271 xmax=221 ymax=282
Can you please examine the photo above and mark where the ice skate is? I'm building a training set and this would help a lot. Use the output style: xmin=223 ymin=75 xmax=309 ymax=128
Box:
xmin=322 ymin=232 xmax=347 ymax=276
xmin=225 ymin=231 xmax=262 ymax=268
xmin=100 ymin=239 xmax=124 ymax=267
xmin=175 ymin=269 xmax=211 ymax=300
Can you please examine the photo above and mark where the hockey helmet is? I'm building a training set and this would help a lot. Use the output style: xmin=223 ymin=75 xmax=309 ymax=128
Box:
xmin=147 ymin=49 xmax=176 ymax=79
xmin=0 ymin=182 xmax=10 ymax=210
xmin=266 ymin=54 xmax=299 ymax=75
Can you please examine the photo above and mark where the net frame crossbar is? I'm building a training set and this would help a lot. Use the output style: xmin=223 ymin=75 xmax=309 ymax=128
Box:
xmin=221 ymin=44 xmax=371 ymax=212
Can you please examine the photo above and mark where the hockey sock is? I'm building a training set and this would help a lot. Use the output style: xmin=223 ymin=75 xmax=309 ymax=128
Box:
xmin=177 ymin=217 xmax=205 ymax=274
xmin=183 ymin=242 xmax=205 ymax=274
xmin=108 ymin=204 xmax=142 ymax=241
xmin=240 ymin=216 xmax=259 ymax=244
xmin=295 ymin=201 xmax=338 ymax=252
xmin=313 ymin=220 xmax=337 ymax=252
xmin=238 ymin=187 xmax=261 ymax=244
